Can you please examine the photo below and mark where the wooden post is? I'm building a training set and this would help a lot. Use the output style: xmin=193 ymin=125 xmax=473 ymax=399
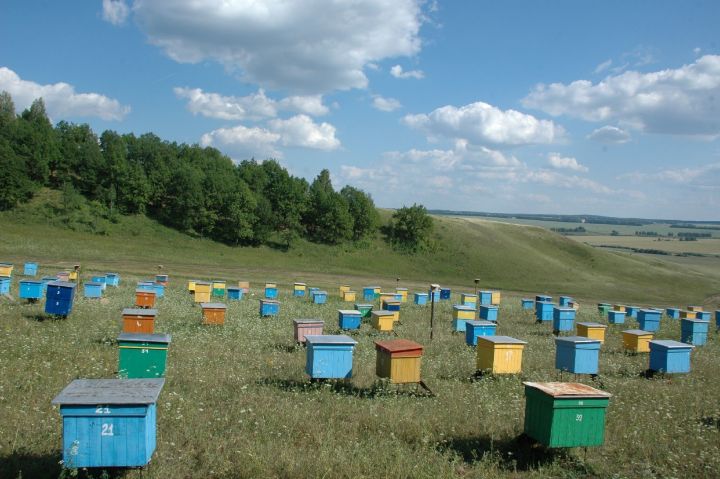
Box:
xmin=430 ymin=284 xmax=439 ymax=340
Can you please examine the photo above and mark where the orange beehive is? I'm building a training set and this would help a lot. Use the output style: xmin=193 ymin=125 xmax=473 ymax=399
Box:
xmin=122 ymin=308 xmax=157 ymax=334
xmin=201 ymin=302 xmax=227 ymax=325
xmin=135 ymin=289 xmax=157 ymax=308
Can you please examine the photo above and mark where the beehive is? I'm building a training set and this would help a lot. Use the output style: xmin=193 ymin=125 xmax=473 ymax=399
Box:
xmin=491 ymin=291 xmax=501 ymax=305
xmin=293 ymin=319 xmax=324 ymax=343
xmin=84 ymin=282 xmax=104 ymax=299
xmin=88 ymin=276 xmax=104 ymax=291
xmin=155 ymin=274 xmax=168 ymax=286
xmin=193 ymin=281 xmax=212 ymax=303
xmin=312 ymin=290 xmax=328 ymax=304
xmin=576 ymin=322 xmax=607 ymax=343
xmin=238 ymin=281 xmax=250 ymax=293
xmin=375 ymin=339 xmax=423 ymax=384
xmin=476 ymin=336 xmax=527 ymax=374
xmin=371 ymin=310 xmax=395 ymax=332
xmin=338 ymin=310 xmax=362 ymax=330
xmin=395 ymin=287 xmax=408 ymax=303
xmin=201 ymin=303 xmax=226 ymax=325
xmin=151 ymin=283 xmax=165 ymax=299
xmin=608 ymin=310 xmax=626 ymax=325
xmin=625 ymin=306 xmax=640 ymax=319
xmin=479 ymin=291 xmax=492 ymax=305
xmin=452 ymin=305 xmax=476 ymax=332
xmin=373 ymin=286 xmax=382 ymax=299
xmin=613 ymin=304 xmax=626 ymax=312
xmin=259 ymin=299 xmax=280 ymax=317
xmin=294 ymin=282 xmax=307 ymax=297
xmin=69 ymin=265 xmax=80 ymax=281
xmin=535 ymin=301 xmax=554 ymax=322
xmin=464 ymin=320 xmax=496 ymax=346
xmin=308 ymin=287 xmax=320 ymax=300
xmin=715 ymin=310 xmax=719 ymax=329
xmin=342 ymin=290 xmax=356 ymax=302
xmin=597 ymin=303 xmax=611 ymax=315
xmin=380 ymin=292 xmax=398 ymax=303
xmin=52 ymin=378 xmax=165 ymax=468
xmin=353 ymin=303 xmax=372 ymax=318
xmin=622 ymin=329 xmax=653 ymax=353
xmin=521 ymin=298 xmax=534 ymax=310
xmin=461 ymin=293 xmax=478 ymax=307
xmin=23 ymin=262 xmax=38 ymax=276
xmin=555 ymin=337 xmax=601 ymax=374
xmin=559 ymin=296 xmax=572 ymax=307
xmin=523 ymin=382 xmax=611 ymax=448
xmin=649 ymin=340 xmax=694 ymax=373
xmin=428 ymin=288 xmax=440 ymax=302
xmin=0 ymin=262 xmax=14 ymax=276
xmin=227 ymin=287 xmax=242 ymax=300
xmin=122 ymin=308 xmax=157 ymax=334
xmin=382 ymin=300 xmax=401 ymax=321
xmin=305 ymin=335 xmax=358 ymax=379
xmin=695 ymin=311 xmax=711 ymax=321
xmin=40 ymin=276 xmax=56 ymax=292
xmin=105 ymin=273 xmax=120 ymax=287
xmin=211 ymin=280 xmax=226 ymax=298
xmin=665 ymin=307 xmax=680 ymax=319
xmin=339 ymin=284 xmax=351 ymax=294
xmin=187 ymin=279 xmax=197 ymax=294
xmin=637 ymin=309 xmax=661 ymax=332
xmin=45 ymin=281 xmax=76 ymax=316
xmin=135 ymin=289 xmax=157 ymax=309
xmin=479 ymin=304 xmax=499 ymax=322
xmin=687 ymin=305 xmax=703 ymax=312
xmin=362 ymin=286 xmax=377 ymax=301
xmin=440 ymin=287 xmax=451 ymax=300
xmin=680 ymin=318 xmax=709 ymax=346
xmin=56 ymin=271 xmax=70 ymax=282
xmin=118 ymin=333 xmax=171 ymax=378
xmin=19 ymin=280 xmax=43 ymax=301
xmin=680 ymin=310 xmax=697 ymax=319
xmin=414 ymin=292 xmax=428 ymax=305
xmin=535 ymin=294 xmax=552 ymax=304
xmin=552 ymin=307 xmax=576 ymax=334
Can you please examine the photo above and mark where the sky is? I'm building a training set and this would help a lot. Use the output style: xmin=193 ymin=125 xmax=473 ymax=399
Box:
xmin=1 ymin=1 xmax=719 ymax=220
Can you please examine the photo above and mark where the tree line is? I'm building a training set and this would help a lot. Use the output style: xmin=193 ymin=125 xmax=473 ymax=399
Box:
xmin=0 ymin=92 xmax=433 ymax=250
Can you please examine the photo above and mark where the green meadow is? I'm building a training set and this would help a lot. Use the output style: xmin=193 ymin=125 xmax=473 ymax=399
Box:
xmin=1 ymin=205 xmax=719 ymax=478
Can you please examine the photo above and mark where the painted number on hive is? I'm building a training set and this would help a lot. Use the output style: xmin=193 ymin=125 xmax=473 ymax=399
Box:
xmin=141 ymin=348 xmax=149 ymax=354
xmin=575 ymin=414 xmax=583 ymax=422
xmin=101 ymin=423 xmax=114 ymax=436
xmin=95 ymin=406 xmax=111 ymax=414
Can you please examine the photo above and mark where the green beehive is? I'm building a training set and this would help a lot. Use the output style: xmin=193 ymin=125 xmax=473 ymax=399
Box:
xmin=354 ymin=303 xmax=373 ymax=318
xmin=117 ymin=333 xmax=171 ymax=379
xmin=523 ymin=382 xmax=611 ymax=448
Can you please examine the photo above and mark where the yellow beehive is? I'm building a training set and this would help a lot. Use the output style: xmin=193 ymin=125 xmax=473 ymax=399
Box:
xmin=238 ymin=281 xmax=250 ymax=292
xmin=452 ymin=306 xmax=476 ymax=320
xmin=373 ymin=286 xmax=382 ymax=296
xmin=294 ymin=282 xmax=306 ymax=292
xmin=476 ymin=336 xmax=527 ymax=374
xmin=339 ymin=284 xmax=351 ymax=294
xmin=379 ymin=292 xmax=397 ymax=303
xmin=212 ymin=280 xmax=226 ymax=291
xmin=622 ymin=329 xmax=654 ymax=353
xmin=375 ymin=339 xmax=423 ymax=384
xmin=194 ymin=281 xmax=212 ymax=303
xmin=342 ymin=290 xmax=356 ymax=302
xmin=395 ymin=287 xmax=408 ymax=303
xmin=577 ymin=322 xmax=608 ymax=343
xmin=187 ymin=279 xmax=197 ymax=293
xmin=371 ymin=310 xmax=395 ymax=332
xmin=0 ymin=264 xmax=13 ymax=276
xmin=613 ymin=304 xmax=626 ymax=312
xmin=680 ymin=310 xmax=697 ymax=319
xmin=491 ymin=291 xmax=501 ymax=306
xmin=687 ymin=305 xmax=703 ymax=312
xmin=68 ymin=271 xmax=78 ymax=281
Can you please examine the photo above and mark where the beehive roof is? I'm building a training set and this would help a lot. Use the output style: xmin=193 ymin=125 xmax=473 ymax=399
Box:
xmin=48 ymin=281 xmax=75 ymax=288
xmin=523 ymin=382 xmax=611 ymax=398
xmin=122 ymin=308 xmax=158 ymax=316
xmin=477 ymin=336 xmax=526 ymax=345
xmin=374 ymin=339 xmax=423 ymax=353
xmin=554 ymin=336 xmax=601 ymax=344
xmin=305 ymin=335 xmax=357 ymax=345
xmin=52 ymin=378 xmax=165 ymax=405
xmin=117 ymin=332 xmax=171 ymax=343
xmin=200 ymin=302 xmax=226 ymax=309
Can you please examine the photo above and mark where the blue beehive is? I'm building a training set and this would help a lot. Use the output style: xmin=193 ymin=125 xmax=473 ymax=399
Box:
xmin=665 ymin=308 xmax=680 ymax=319
xmin=105 ymin=273 xmax=120 ymax=287
xmin=312 ymin=290 xmax=328 ymax=304
xmin=680 ymin=318 xmax=709 ymax=346
xmin=362 ymin=287 xmax=376 ymax=301
xmin=625 ymin=306 xmax=640 ymax=319
xmin=227 ymin=287 xmax=243 ymax=300
xmin=461 ymin=293 xmax=478 ymax=307
xmin=382 ymin=300 xmax=401 ymax=312
xmin=338 ymin=309 xmax=362 ymax=330
xmin=137 ymin=281 xmax=154 ymax=292
xmin=259 ymin=299 xmax=280 ymax=317
xmin=552 ymin=307 xmax=576 ymax=333
xmin=555 ymin=336 xmax=601 ymax=374
xmin=716 ymin=310 xmax=720 ymax=330
xmin=479 ymin=304 xmax=499 ymax=322
xmin=559 ymin=296 xmax=572 ymax=307
xmin=23 ymin=262 xmax=38 ymax=276
xmin=521 ymin=298 xmax=534 ymax=310
xmin=479 ymin=291 xmax=492 ymax=305
xmin=695 ymin=311 xmax=711 ymax=321
xmin=535 ymin=295 xmax=552 ymax=303
xmin=649 ymin=340 xmax=694 ymax=373
xmin=19 ymin=280 xmax=43 ymax=301
xmin=608 ymin=310 xmax=626 ymax=324
xmin=41 ymin=276 xmax=56 ymax=292
xmin=0 ymin=276 xmax=10 ymax=295
xmin=45 ymin=281 xmax=76 ymax=316
xmin=637 ymin=309 xmax=661 ymax=332
xmin=91 ymin=276 xmax=107 ymax=291
xmin=464 ymin=320 xmax=497 ymax=346
xmin=452 ymin=305 xmax=476 ymax=332
xmin=152 ymin=283 xmax=165 ymax=299
xmin=52 ymin=378 xmax=164 ymax=468
xmin=84 ymin=282 xmax=104 ymax=299
xmin=440 ymin=288 xmax=451 ymax=300
xmin=305 ymin=335 xmax=358 ymax=379
xmin=414 ymin=292 xmax=428 ymax=305
xmin=308 ymin=287 xmax=320 ymax=301
xmin=535 ymin=301 xmax=554 ymax=322
xmin=265 ymin=285 xmax=278 ymax=299
xmin=428 ymin=289 xmax=440 ymax=302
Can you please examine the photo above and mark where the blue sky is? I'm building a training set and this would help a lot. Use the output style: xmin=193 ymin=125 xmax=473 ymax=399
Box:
xmin=1 ymin=1 xmax=719 ymax=220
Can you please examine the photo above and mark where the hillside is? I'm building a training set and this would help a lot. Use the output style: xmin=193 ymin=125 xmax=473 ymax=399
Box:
xmin=1 ymin=190 xmax=718 ymax=304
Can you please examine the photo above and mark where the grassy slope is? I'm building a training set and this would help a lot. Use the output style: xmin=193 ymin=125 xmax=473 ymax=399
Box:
xmin=1 ymin=190 xmax=718 ymax=305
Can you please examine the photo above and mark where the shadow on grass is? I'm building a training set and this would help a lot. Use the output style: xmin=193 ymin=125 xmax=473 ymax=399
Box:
xmin=271 ymin=342 xmax=302 ymax=353
xmin=0 ymin=450 xmax=133 ymax=479
xmin=438 ymin=434 xmax=591 ymax=473
xmin=23 ymin=312 xmax=65 ymax=322
xmin=257 ymin=377 xmax=434 ymax=399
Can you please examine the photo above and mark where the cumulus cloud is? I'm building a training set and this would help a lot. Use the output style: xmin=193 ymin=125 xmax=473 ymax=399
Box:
xmin=390 ymin=65 xmax=425 ymax=79
xmin=102 ymin=0 xmax=130 ymax=25
xmin=267 ymin=115 xmax=340 ymax=151
xmin=619 ymin=162 xmax=720 ymax=184
xmin=522 ymin=55 xmax=720 ymax=137
xmin=587 ymin=125 xmax=631 ymax=144
xmin=131 ymin=0 xmax=424 ymax=93
xmin=547 ymin=153 xmax=588 ymax=172
xmin=371 ymin=95 xmax=401 ymax=112
xmin=403 ymin=101 xmax=564 ymax=148
xmin=173 ymin=87 xmax=328 ymax=120
xmin=200 ymin=125 xmax=282 ymax=159
xmin=0 ymin=67 xmax=130 ymax=121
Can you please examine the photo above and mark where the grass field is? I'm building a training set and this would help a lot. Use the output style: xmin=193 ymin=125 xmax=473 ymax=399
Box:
xmin=573 ymin=235 xmax=720 ymax=256
xmin=1 ymin=199 xmax=719 ymax=478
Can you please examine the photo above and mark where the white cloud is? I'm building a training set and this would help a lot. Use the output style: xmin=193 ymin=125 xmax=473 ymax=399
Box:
xmin=0 ymin=66 xmax=130 ymax=121
xmin=619 ymin=162 xmax=720 ymax=184
xmin=587 ymin=125 xmax=631 ymax=144
xmin=547 ymin=153 xmax=588 ymax=172
xmin=102 ymin=0 xmax=129 ymax=25
xmin=522 ymin=55 xmax=720 ymax=137
xmin=277 ymin=95 xmax=329 ymax=116
xmin=131 ymin=0 xmax=424 ymax=93
xmin=694 ymin=47 xmax=702 ymax=56
xmin=371 ymin=95 xmax=401 ymax=112
xmin=390 ymin=65 xmax=425 ymax=79
xmin=594 ymin=59 xmax=612 ymax=74
xmin=403 ymin=101 xmax=564 ymax=148
xmin=267 ymin=115 xmax=340 ymax=151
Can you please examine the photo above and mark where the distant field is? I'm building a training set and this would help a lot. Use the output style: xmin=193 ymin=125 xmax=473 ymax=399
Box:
xmin=454 ymin=215 xmax=720 ymax=238
xmin=573 ymin=235 xmax=720 ymax=255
